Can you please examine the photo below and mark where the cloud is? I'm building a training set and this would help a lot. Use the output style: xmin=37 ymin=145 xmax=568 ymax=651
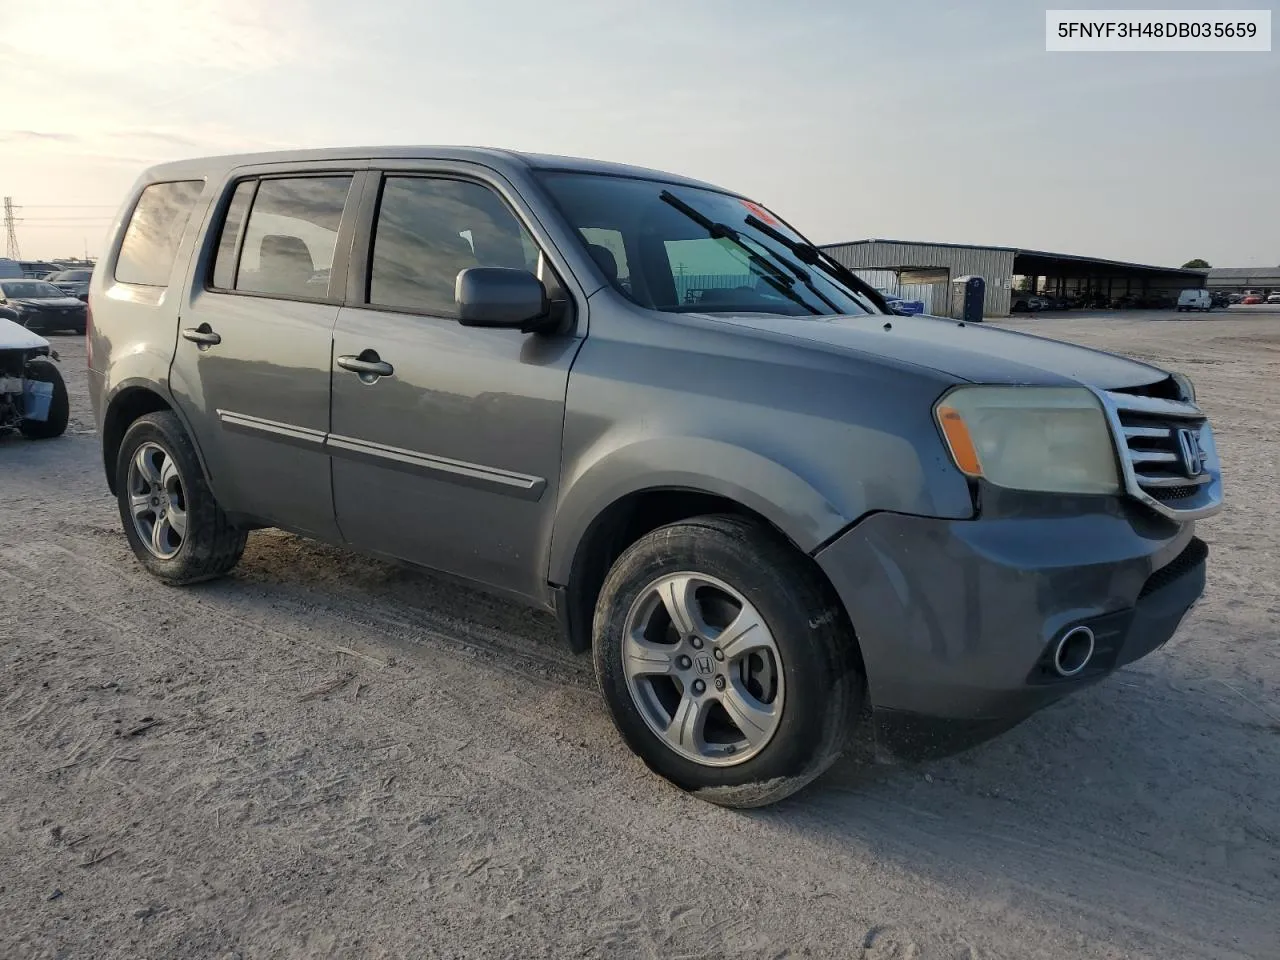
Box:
xmin=0 ymin=0 xmax=323 ymax=77
xmin=0 ymin=122 xmax=293 ymax=166
xmin=0 ymin=131 xmax=80 ymax=143
xmin=116 ymin=129 xmax=203 ymax=149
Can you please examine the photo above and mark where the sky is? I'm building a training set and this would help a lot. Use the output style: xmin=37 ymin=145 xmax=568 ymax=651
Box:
xmin=0 ymin=0 xmax=1276 ymax=266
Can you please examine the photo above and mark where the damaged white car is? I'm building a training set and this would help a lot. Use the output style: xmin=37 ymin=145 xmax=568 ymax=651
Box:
xmin=0 ymin=311 xmax=69 ymax=439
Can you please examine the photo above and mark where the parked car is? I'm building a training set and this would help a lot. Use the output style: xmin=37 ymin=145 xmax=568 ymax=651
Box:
xmin=0 ymin=310 xmax=69 ymax=439
xmin=1010 ymin=293 xmax=1041 ymax=312
xmin=1210 ymin=292 xmax=1232 ymax=308
xmin=1177 ymin=289 xmax=1213 ymax=313
xmin=1076 ymin=291 xmax=1111 ymax=310
xmin=88 ymin=148 xmax=1222 ymax=807
xmin=0 ymin=279 xmax=89 ymax=333
xmin=1267 ymin=292 xmax=1280 ymax=304
xmin=1040 ymin=295 xmax=1070 ymax=311
xmin=1242 ymin=295 xmax=1263 ymax=305
xmin=45 ymin=268 xmax=94 ymax=301
xmin=17 ymin=259 xmax=62 ymax=279
xmin=877 ymin=290 xmax=926 ymax=316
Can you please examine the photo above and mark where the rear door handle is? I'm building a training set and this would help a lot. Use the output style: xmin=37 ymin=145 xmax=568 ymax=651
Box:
xmin=181 ymin=324 xmax=221 ymax=347
xmin=337 ymin=353 xmax=394 ymax=379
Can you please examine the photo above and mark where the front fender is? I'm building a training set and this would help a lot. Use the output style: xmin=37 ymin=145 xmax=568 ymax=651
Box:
xmin=547 ymin=436 xmax=852 ymax=585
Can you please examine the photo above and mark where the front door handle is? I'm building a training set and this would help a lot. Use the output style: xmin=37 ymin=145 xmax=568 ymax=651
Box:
xmin=337 ymin=352 xmax=394 ymax=380
xmin=181 ymin=324 xmax=221 ymax=348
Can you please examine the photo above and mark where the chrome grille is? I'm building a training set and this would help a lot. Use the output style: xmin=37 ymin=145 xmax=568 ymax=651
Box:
xmin=1099 ymin=389 xmax=1223 ymax=520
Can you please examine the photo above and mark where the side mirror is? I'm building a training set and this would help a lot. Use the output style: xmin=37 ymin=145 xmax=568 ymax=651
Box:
xmin=455 ymin=267 xmax=548 ymax=330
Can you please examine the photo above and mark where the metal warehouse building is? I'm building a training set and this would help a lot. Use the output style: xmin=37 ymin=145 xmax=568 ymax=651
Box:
xmin=1206 ymin=267 xmax=1280 ymax=296
xmin=821 ymin=239 xmax=1208 ymax=318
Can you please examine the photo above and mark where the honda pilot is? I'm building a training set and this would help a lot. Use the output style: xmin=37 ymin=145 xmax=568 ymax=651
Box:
xmin=88 ymin=148 xmax=1222 ymax=806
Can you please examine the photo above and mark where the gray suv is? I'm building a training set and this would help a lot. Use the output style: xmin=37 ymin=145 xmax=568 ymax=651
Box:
xmin=88 ymin=148 xmax=1222 ymax=807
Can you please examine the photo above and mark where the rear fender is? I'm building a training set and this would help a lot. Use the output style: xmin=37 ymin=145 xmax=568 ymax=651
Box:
xmin=100 ymin=377 xmax=213 ymax=496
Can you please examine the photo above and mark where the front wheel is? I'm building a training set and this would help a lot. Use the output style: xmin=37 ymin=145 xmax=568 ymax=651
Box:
xmin=593 ymin=515 xmax=864 ymax=808
xmin=116 ymin=411 xmax=247 ymax=584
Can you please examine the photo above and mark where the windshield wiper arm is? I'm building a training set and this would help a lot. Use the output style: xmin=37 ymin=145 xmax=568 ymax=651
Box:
xmin=743 ymin=214 xmax=889 ymax=311
xmin=707 ymin=210 xmax=848 ymax=315
xmin=658 ymin=191 xmax=820 ymax=316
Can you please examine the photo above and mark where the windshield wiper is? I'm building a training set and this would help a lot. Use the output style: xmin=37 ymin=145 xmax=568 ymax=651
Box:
xmin=658 ymin=191 xmax=820 ymax=316
xmin=661 ymin=194 xmax=842 ymax=314
xmin=743 ymin=214 xmax=888 ymax=311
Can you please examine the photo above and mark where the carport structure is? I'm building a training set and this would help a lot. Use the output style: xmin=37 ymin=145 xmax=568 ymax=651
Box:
xmin=821 ymin=238 xmax=1209 ymax=317
xmin=1015 ymin=249 xmax=1209 ymax=308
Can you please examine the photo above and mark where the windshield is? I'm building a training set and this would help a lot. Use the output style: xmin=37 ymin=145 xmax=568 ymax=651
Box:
xmin=1 ymin=280 xmax=64 ymax=299
xmin=537 ymin=172 xmax=881 ymax=317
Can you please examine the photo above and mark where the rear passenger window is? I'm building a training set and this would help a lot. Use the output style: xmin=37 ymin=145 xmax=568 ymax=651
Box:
xmin=222 ymin=176 xmax=352 ymax=300
xmin=368 ymin=177 xmax=538 ymax=316
xmin=114 ymin=180 xmax=204 ymax=286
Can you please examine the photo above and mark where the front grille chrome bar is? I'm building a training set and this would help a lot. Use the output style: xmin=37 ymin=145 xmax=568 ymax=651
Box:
xmin=1093 ymin=386 xmax=1224 ymax=521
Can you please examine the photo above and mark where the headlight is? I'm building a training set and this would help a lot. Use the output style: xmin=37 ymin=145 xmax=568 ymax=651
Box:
xmin=935 ymin=386 xmax=1120 ymax=495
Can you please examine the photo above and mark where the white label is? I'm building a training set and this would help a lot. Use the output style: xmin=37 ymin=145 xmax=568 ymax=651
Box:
xmin=1046 ymin=10 xmax=1271 ymax=51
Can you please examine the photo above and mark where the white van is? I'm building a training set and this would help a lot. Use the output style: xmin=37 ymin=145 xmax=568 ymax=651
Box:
xmin=1177 ymin=289 xmax=1212 ymax=313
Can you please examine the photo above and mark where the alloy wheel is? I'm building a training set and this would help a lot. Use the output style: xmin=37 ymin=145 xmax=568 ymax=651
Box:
xmin=126 ymin=441 xmax=188 ymax=560
xmin=621 ymin=572 xmax=784 ymax=767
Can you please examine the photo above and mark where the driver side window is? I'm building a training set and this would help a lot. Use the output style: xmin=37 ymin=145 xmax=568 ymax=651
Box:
xmin=368 ymin=176 xmax=539 ymax=317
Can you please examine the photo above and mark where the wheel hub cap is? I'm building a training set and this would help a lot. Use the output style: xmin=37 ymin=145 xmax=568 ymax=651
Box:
xmin=125 ymin=441 xmax=188 ymax=560
xmin=621 ymin=572 xmax=784 ymax=767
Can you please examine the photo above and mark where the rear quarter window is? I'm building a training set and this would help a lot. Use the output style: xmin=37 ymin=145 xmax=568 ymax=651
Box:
xmin=114 ymin=180 xmax=205 ymax=286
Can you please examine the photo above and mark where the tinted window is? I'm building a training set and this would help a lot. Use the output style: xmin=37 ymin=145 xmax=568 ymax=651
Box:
xmin=211 ymin=180 xmax=257 ymax=290
xmin=234 ymin=176 xmax=351 ymax=299
xmin=580 ymin=227 xmax=630 ymax=290
xmin=114 ymin=180 xmax=204 ymax=286
xmin=369 ymin=177 xmax=538 ymax=316
xmin=1 ymin=280 xmax=62 ymax=298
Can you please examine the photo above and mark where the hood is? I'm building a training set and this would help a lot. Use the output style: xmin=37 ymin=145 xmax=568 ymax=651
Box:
xmin=702 ymin=311 xmax=1167 ymax=389
xmin=10 ymin=296 xmax=86 ymax=309
xmin=0 ymin=314 xmax=51 ymax=350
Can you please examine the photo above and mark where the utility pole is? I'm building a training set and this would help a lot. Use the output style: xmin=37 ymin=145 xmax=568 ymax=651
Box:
xmin=3 ymin=197 xmax=20 ymax=260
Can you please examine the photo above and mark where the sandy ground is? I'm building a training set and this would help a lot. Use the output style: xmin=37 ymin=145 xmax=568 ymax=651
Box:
xmin=1 ymin=311 xmax=1278 ymax=959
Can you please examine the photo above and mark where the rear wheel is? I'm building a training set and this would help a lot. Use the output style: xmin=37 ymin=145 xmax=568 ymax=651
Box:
xmin=593 ymin=514 xmax=863 ymax=808
xmin=116 ymin=411 xmax=247 ymax=584
xmin=18 ymin=359 xmax=69 ymax=439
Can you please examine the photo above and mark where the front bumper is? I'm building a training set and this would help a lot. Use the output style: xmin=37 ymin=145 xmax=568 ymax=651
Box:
xmin=815 ymin=500 xmax=1206 ymax=759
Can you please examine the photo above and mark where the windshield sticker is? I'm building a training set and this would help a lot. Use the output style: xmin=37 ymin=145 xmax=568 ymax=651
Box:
xmin=741 ymin=200 xmax=780 ymax=226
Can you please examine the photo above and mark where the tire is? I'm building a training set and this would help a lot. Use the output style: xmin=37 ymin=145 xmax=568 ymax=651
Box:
xmin=18 ymin=359 xmax=69 ymax=439
xmin=115 ymin=410 xmax=247 ymax=584
xmin=593 ymin=514 xmax=863 ymax=808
